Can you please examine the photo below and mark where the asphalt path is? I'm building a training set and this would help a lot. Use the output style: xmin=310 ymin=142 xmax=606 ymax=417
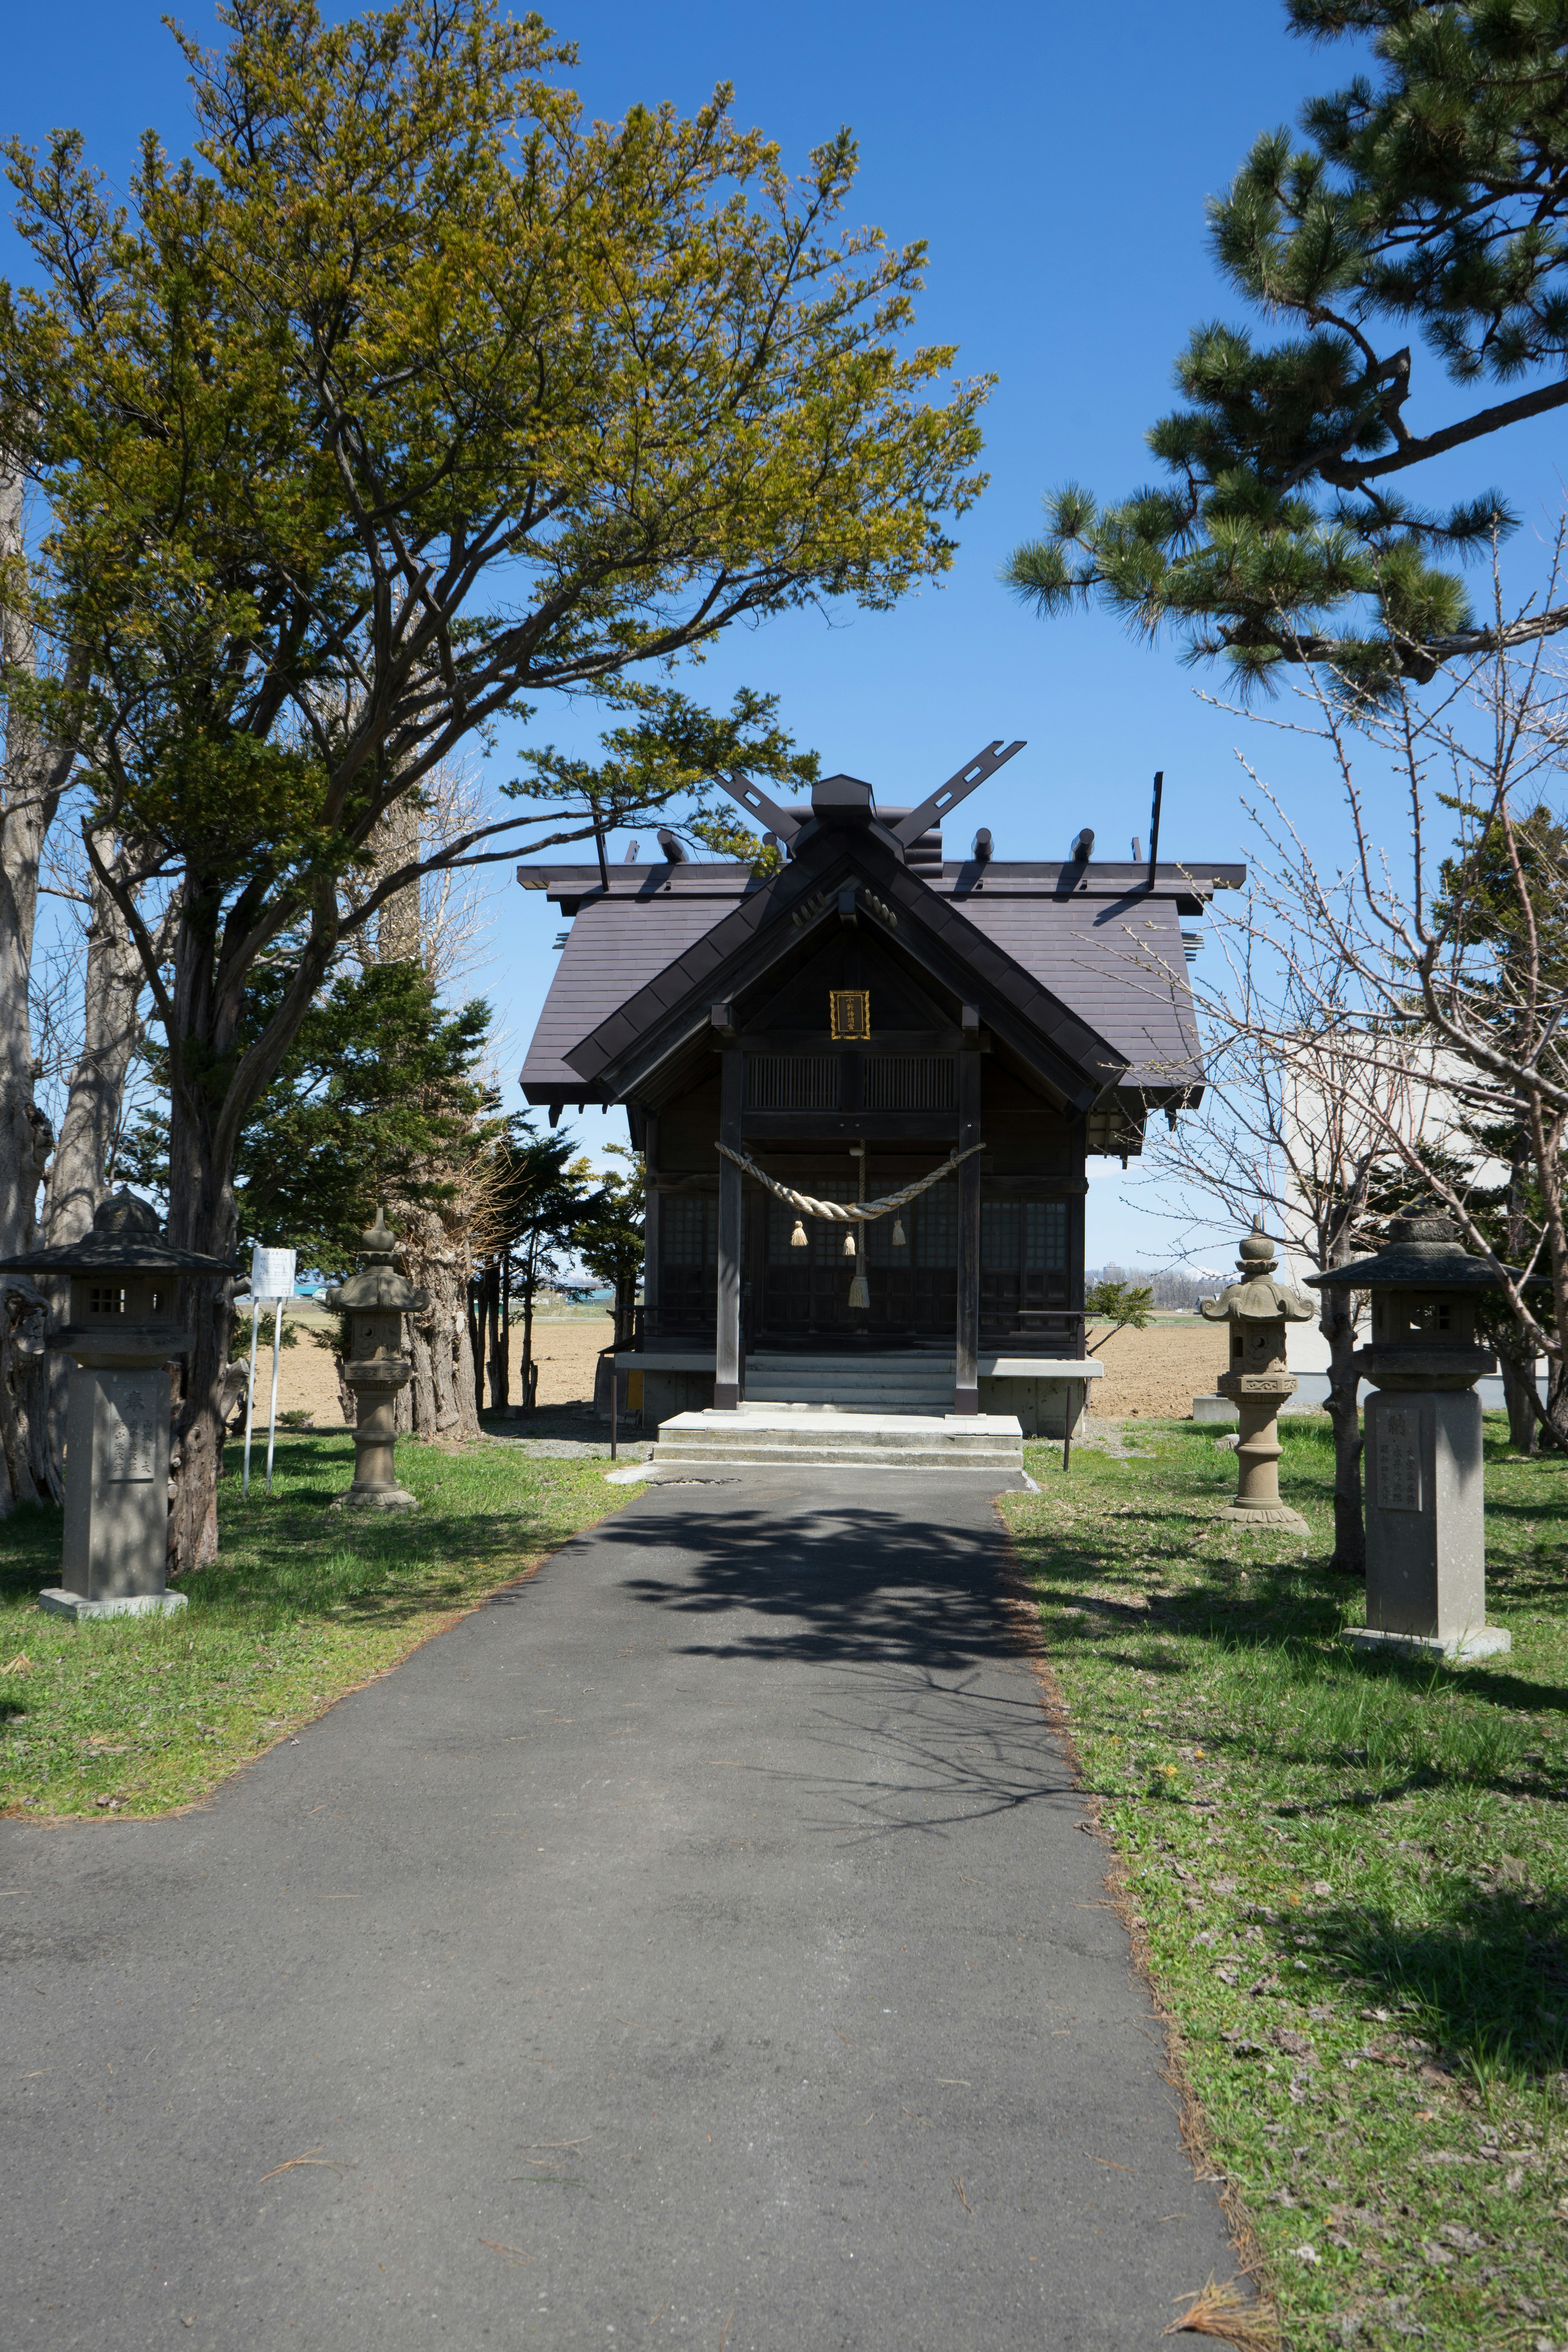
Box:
xmin=2 ymin=1469 xmax=1241 ymax=2350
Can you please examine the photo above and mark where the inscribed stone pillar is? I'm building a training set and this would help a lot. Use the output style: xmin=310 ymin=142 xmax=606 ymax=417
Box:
xmin=1310 ymin=1212 xmax=1511 ymax=1659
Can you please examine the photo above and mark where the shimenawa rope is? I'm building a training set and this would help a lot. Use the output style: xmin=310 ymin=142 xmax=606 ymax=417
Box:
xmin=714 ymin=1139 xmax=983 ymax=1223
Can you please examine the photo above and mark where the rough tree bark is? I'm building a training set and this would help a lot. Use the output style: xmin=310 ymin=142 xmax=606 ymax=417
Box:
xmin=1319 ymin=1210 xmax=1366 ymax=1577
xmin=37 ymin=829 xmax=145 ymax=1472
xmin=391 ymin=1199 xmax=479 ymax=1441
xmin=0 ymin=446 xmax=74 ymax=1510
xmin=370 ymin=793 xmax=483 ymax=1445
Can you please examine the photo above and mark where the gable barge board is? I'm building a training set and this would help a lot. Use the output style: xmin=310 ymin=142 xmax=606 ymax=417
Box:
xmin=570 ymin=838 xmax=1127 ymax=1115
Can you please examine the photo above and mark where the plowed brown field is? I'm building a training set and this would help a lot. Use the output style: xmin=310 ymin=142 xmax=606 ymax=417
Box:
xmin=255 ymin=1310 xmax=1227 ymax=1425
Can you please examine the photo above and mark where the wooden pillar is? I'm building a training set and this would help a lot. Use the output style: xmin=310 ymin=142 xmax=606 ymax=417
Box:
xmin=641 ymin=1110 xmax=660 ymax=1331
xmin=715 ymin=1049 xmax=743 ymax=1410
xmin=955 ymin=1030 xmax=982 ymax=1414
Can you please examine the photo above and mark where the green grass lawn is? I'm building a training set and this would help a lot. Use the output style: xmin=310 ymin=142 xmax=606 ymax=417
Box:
xmin=0 ymin=1432 xmax=627 ymax=1820
xmin=1004 ymin=1416 xmax=1568 ymax=2352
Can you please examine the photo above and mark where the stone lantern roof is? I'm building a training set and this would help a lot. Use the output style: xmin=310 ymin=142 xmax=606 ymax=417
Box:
xmin=0 ymin=1188 xmax=237 ymax=1276
xmin=1199 ymin=1216 xmax=1316 ymax=1325
xmin=323 ymin=1207 xmax=429 ymax=1315
xmin=1307 ymin=1212 xmax=1510 ymax=1293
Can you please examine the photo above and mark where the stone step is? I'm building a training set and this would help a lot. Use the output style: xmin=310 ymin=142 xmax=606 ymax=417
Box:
xmin=745 ymin=1359 xmax=953 ymax=1374
xmin=653 ymin=1407 xmax=1023 ymax=1474
xmin=658 ymin=1439 xmax=1025 ymax=1458
xmin=743 ymin=1373 xmax=949 ymax=1392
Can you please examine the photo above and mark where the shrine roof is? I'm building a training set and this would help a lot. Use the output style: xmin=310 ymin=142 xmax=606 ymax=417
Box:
xmin=518 ymin=857 xmax=1234 ymax=1106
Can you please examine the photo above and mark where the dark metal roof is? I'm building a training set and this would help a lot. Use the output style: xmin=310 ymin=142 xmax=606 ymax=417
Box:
xmin=563 ymin=831 xmax=1131 ymax=1114
xmin=955 ymin=892 xmax=1202 ymax=1086
xmin=520 ymin=890 xmax=726 ymax=1103
xmin=519 ymin=877 xmax=1221 ymax=1108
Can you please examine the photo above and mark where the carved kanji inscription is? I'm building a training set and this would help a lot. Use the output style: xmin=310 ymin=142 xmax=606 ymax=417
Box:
xmin=104 ymin=1383 xmax=157 ymax=1482
xmin=1376 ymin=1406 xmax=1422 ymax=1512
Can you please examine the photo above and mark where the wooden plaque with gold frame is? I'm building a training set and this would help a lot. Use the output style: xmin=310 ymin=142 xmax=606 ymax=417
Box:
xmin=828 ymin=989 xmax=870 ymax=1041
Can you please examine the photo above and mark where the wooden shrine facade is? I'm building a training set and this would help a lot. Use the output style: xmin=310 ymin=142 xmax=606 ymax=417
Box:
xmin=518 ymin=752 xmax=1243 ymax=1416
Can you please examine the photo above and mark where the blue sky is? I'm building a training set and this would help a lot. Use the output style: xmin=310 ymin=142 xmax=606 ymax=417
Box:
xmin=9 ymin=3 xmax=1566 ymax=1265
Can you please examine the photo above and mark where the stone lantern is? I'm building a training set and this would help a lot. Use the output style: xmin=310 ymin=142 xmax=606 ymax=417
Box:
xmin=1309 ymin=1212 xmax=1510 ymax=1659
xmin=1199 ymin=1216 xmax=1317 ymax=1532
xmin=0 ymin=1189 xmax=235 ymax=1619
xmin=323 ymin=1207 xmax=428 ymax=1511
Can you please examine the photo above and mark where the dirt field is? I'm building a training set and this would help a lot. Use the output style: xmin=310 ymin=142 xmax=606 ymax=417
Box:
xmin=248 ymin=1308 xmax=615 ymax=1426
xmin=253 ymin=1309 xmax=1227 ymax=1426
xmin=1085 ymin=1316 xmax=1230 ymax=1420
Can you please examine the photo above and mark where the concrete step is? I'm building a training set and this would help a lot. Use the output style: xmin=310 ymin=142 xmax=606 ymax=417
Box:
xmin=658 ymin=1439 xmax=1025 ymax=1458
xmin=743 ymin=1355 xmax=955 ymax=1409
xmin=743 ymin=1384 xmax=953 ymax=1408
xmin=746 ymin=1357 xmax=953 ymax=1370
xmin=653 ymin=1408 xmax=1023 ymax=1474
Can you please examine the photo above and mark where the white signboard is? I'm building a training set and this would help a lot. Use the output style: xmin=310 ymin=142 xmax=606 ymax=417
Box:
xmin=244 ymin=1245 xmax=298 ymax=1498
xmin=250 ymin=1246 xmax=297 ymax=1303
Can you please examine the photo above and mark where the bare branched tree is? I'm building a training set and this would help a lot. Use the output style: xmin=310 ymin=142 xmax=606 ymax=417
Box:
xmin=1140 ymin=938 xmax=1458 ymax=1572
xmin=1135 ymin=542 xmax=1568 ymax=1496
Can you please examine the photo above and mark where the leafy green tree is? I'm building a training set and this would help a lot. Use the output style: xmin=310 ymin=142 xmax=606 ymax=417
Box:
xmin=124 ymin=959 xmax=497 ymax=1274
xmin=0 ymin=0 xmax=986 ymax=1565
xmin=1085 ymin=1279 xmax=1155 ymax=1352
xmin=1007 ymin=2 xmax=1568 ymax=689
xmin=573 ymin=1146 xmax=646 ymax=1344
xmin=472 ymin=1121 xmax=591 ymax=1419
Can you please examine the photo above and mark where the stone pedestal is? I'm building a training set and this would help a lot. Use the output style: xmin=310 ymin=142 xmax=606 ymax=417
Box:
xmin=1310 ymin=1212 xmax=1513 ymax=1661
xmin=1200 ymin=1218 xmax=1316 ymax=1535
xmin=1351 ymin=1386 xmax=1508 ymax=1659
xmin=0 ymin=1189 xmax=236 ymax=1619
xmin=1214 ymin=1368 xmax=1310 ymax=1532
xmin=49 ymin=1363 xmax=184 ymax=1611
xmin=333 ymin=1355 xmax=417 ymax=1510
xmin=324 ymin=1209 xmax=428 ymax=1512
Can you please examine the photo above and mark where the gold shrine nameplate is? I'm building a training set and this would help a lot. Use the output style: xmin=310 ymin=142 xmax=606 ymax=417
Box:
xmin=828 ymin=989 xmax=870 ymax=1040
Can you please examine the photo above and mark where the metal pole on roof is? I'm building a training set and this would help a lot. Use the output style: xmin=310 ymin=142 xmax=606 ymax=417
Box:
xmin=589 ymin=793 xmax=610 ymax=895
xmin=1146 ymin=771 xmax=1164 ymax=891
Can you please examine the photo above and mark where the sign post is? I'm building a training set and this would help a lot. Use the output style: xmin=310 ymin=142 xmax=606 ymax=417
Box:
xmin=243 ymin=1246 xmax=298 ymax=1498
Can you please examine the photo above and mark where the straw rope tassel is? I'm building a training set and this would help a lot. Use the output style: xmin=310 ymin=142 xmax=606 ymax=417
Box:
xmin=847 ymin=1149 xmax=870 ymax=1311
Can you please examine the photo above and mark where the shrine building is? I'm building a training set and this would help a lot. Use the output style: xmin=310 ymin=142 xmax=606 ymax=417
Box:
xmin=517 ymin=744 xmax=1242 ymax=1440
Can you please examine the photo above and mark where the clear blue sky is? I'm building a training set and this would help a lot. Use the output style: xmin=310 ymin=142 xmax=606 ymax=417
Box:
xmin=9 ymin=4 xmax=1565 ymax=1264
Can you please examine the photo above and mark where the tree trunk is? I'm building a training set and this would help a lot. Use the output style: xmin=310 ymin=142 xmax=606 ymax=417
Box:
xmin=521 ymin=1277 xmax=535 ymax=1417
xmin=387 ymin=1198 xmax=479 ymax=1441
xmin=1526 ymin=1356 xmax=1568 ymax=1454
xmin=0 ymin=446 xmax=72 ymax=1510
xmin=467 ymin=1271 xmax=484 ymax=1419
xmin=499 ymin=1256 xmax=512 ymax=1414
xmin=1319 ymin=1225 xmax=1365 ymax=1576
xmin=483 ymin=1259 xmax=506 ymax=1414
xmin=1498 ymin=1130 xmax=1540 ymax=1453
xmin=1501 ymin=1341 xmax=1540 ymax=1454
xmin=162 ymin=884 xmax=244 ymax=1576
xmin=38 ymin=829 xmax=144 ymax=1475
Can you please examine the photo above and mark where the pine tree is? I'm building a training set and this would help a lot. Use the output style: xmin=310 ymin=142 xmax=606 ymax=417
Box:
xmin=573 ymin=1147 xmax=647 ymax=1346
xmin=1007 ymin=2 xmax=1568 ymax=689
xmin=470 ymin=1123 xmax=591 ymax=1419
